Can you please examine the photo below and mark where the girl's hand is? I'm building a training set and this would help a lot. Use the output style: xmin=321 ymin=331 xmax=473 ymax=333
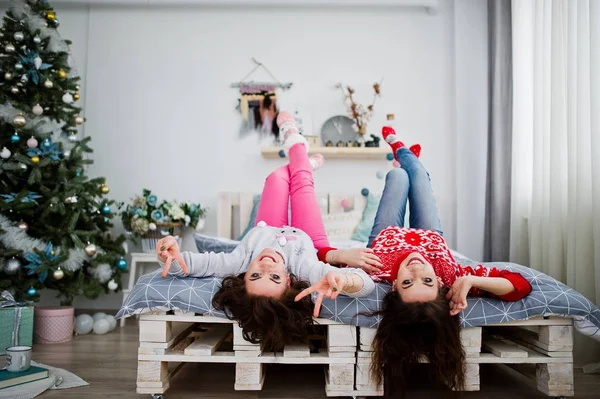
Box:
xmin=329 ymin=248 xmax=383 ymax=273
xmin=446 ymin=276 xmax=473 ymax=316
xmin=294 ymin=271 xmax=346 ymax=317
xmin=156 ymin=236 xmax=188 ymax=278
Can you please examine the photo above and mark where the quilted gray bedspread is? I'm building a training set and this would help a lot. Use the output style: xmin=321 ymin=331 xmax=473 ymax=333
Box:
xmin=117 ymin=252 xmax=600 ymax=340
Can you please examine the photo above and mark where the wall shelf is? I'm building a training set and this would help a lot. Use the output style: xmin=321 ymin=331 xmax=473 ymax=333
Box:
xmin=47 ymin=0 xmax=440 ymax=13
xmin=261 ymin=147 xmax=391 ymax=160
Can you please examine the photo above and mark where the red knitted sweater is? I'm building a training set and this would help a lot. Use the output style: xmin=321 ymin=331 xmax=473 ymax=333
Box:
xmin=318 ymin=226 xmax=531 ymax=302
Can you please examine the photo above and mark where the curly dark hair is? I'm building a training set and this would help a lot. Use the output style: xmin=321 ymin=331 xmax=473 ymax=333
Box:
xmin=212 ymin=273 xmax=314 ymax=352
xmin=369 ymin=286 xmax=465 ymax=394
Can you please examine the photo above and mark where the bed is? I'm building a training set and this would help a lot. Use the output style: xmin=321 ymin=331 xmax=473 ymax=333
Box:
xmin=118 ymin=192 xmax=600 ymax=398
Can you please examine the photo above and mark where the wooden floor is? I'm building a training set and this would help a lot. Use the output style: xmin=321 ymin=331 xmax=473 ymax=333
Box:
xmin=31 ymin=320 xmax=600 ymax=399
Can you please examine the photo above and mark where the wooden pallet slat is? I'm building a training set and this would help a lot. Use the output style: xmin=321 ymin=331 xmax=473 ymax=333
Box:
xmin=482 ymin=335 xmax=529 ymax=358
xmin=184 ymin=324 xmax=230 ymax=356
xmin=284 ymin=342 xmax=311 ymax=358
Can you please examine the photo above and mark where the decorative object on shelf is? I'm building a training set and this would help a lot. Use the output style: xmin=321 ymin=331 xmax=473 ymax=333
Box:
xmin=305 ymin=135 xmax=320 ymax=147
xmin=325 ymin=140 xmax=333 ymax=147
xmin=232 ymin=58 xmax=292 ymax=140
xmin=34 ymin=306 xmax=74 ymax=344
xmin=320 ymin=115 xmax=356 ymax=147
xmin=365 ymin=134 xmax=381 ymax=147
xmin=119 ymin=189 xmax=206 ymax=253
xmin=336 ymin=79 xmax=383 ymax=145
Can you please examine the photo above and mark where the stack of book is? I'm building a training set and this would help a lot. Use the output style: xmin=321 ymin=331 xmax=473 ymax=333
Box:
xmin=0 ymin=366 xmax=49 ymax=390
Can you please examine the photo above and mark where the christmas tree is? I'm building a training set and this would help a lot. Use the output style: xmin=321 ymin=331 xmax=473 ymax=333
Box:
xmin=0 ymin=0 xmax=126 ymax=305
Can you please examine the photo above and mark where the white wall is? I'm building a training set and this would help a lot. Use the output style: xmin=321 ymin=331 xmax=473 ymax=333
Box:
xmin=5 ymin=0 xmax=488 ymax=309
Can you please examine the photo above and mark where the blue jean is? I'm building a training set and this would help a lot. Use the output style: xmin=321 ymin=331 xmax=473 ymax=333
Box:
xmin=367 ymin=147 xmax=443 ymax=247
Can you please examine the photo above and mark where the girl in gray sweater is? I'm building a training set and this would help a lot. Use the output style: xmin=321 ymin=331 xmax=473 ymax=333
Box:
xmin=157 ymin=112 xmax=374 ymax=351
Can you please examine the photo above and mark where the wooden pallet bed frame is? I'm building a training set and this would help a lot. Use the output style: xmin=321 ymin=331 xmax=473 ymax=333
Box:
xmin=133 ymin=192 xmax=575 ymax=398
xmin=136 ymin=312 xmax=574 ymax=398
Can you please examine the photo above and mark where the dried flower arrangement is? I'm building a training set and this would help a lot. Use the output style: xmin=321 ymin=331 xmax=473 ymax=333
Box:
xmin=336 ymin=79 xmax=383 ymax=135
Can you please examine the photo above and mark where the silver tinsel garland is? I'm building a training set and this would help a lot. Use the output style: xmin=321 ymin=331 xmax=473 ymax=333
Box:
xmin=0 ymin=215 xmax=88 ymax=272
xmin=90 ymin=263 xmax=112 ymax=283
xmin=10 ymin=1 xmax=69 ymax=53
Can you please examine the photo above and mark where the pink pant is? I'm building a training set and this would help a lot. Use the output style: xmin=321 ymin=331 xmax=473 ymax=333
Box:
xmin=255 ymin=144 xmax=329 ymax=250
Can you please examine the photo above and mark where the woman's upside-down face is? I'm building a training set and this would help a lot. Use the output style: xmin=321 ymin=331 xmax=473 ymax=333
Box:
xmin=244 ymin=248 xmax=289 ymax=298
xmin=394 ymin=252 xmax=441 ymax=302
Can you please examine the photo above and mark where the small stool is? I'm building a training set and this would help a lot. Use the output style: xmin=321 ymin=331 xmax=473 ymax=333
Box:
xmin=120 ymin=252 xmax=160 ymax=327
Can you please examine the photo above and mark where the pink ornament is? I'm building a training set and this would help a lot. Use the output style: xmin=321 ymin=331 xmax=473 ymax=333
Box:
xmin=392 ymin=160 xmax=400 ymax=168
xmin=27 ymin=136 xmax=38 ymax=148
xmin=341 ymin=199 xmax=350 ymax=209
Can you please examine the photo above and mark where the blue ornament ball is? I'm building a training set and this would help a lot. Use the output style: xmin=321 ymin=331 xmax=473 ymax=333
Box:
xmin=116 ymin=257 xmax=128 ymax=270
xmin=101 ymin=204 xmax=111 ymax=214
xmin=278 ymin=150 xmax=286 ymax=158
xmin=40 ymin=138 xmax=51 ymax=150
xmin=11 ymin=132 xmax=20 ymax=143
xmin=76 ymin=170 xmax=82 ymax=177
xmin=361 ymin=188 xmax=370 ymax=197
xmin=27 ymin=287 xmax=37 ymax=296
xmin=386 ymin=153 xmax=394 ymax=161
xmin=376 ymin=171 xmax=385 ymax=180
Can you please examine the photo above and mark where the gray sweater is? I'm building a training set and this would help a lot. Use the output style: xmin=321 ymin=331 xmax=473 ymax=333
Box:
xmin=165 ymin=224 xmax=375 ymax=298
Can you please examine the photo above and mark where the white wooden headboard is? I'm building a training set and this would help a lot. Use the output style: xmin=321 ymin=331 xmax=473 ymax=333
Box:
xmin=217 ymin=192 xmax=368 ymax=240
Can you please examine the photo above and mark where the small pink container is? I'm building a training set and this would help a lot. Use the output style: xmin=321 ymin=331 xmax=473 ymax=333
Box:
xmin=34 ymin=306 xmax=74 ymax=344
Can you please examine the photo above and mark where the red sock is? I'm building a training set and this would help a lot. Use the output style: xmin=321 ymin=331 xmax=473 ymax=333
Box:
xmin=382 ymin=126 xmax=404 ymax=161
xmin=409 ymin=144 xmax=421 ymax=158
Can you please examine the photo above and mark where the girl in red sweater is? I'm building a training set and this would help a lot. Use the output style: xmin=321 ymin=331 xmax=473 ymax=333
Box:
xmin=301 ymin=126 xmax=532 ymax=392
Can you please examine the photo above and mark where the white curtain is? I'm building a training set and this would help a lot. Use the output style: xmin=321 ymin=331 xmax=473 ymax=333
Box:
xmin=510 ymin=0 xmax=600 ymax=306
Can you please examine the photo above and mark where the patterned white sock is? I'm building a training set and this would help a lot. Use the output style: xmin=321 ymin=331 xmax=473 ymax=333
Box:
xmin=309 ymin=154 xmax=325 ymax=171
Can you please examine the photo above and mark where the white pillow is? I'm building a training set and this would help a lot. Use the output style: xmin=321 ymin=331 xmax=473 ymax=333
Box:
xmin=322 ymin=211 xmax=363 ymax=241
